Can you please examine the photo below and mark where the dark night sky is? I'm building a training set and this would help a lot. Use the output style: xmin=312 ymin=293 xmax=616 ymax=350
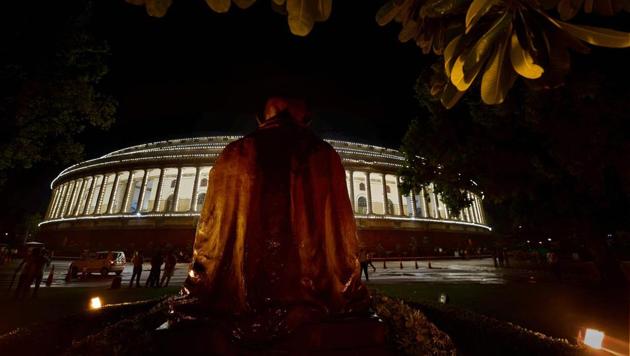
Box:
xmin=4 ymin=0 xmax=630 ymax=230
xmin=85 ymin=0 xmax=429 ymax=158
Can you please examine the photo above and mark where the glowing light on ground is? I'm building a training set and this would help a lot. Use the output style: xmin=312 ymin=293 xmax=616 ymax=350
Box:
xmin=583 ymin=328 xmax=604 ymax=349
xmin=89 ymin=297 xmax=103 ymax=310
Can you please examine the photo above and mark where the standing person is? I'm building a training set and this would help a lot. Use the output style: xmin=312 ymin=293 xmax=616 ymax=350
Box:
xmin=13 ymin=249 xmax=38 ymax=300
xmin=31 ymin=249 xmax=51 ymax=298
xmin=129 ymin=251 xmax=143 ymax=288
xmin=160 ymin=251 xmax=177 ymax=287
xmin=367 ymin=252 xmax=376 ymax=273
xmin=145 ymin=251 xmax=163 ymax=288
xmin=359 ymin=248 xmax=369 ymax=281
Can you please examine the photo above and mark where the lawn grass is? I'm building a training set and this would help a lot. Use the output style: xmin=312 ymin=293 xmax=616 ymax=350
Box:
xmin=371 ymin=282 xmax=629 ymax=344
xmin=0 ymin=286 xmax=179 ymax=334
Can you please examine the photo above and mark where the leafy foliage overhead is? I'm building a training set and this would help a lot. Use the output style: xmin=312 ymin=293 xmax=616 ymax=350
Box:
xmin=127 ymin=0 xmax=332 ymax=36
xmin=400 ymin=64 xmax=630 ymax=234
xmin=0 ymin=2 xmax=116 ymax=187
xmin=127 ymin=0 xmax=630 ymax=108
xmin=377 ymin=0 xmax=630 ymax=107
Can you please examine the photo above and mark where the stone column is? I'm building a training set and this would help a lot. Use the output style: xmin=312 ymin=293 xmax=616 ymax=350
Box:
xmin=107 ymin=173 xmax=121 ymax=214
xmin=477 ymin=198 xmax=485 ymax=224
xmin=431 ymin=184 xmax=439 ymax=219
xmin=95 ymin=175 xmax=109 ymax=215
xmin=152 ymin=168 xmax=165 ymax=212
xmin=420 ymin=188 xmax=428 ymax=218
xmin=81 ymin=177 xmax=96 ymax=216
xmin=366 ymin=172 xmax=373 ymax=215
xmin=190 ymin=167 xmax=201 ymax=212
xmin=121 ymin=171 xmax=134 ymax=214
xmin=172 ymin=167 xmax=183 ymax=212
xmin=396 ymin=176 xmax=404 ymax=216
xmin=381 ymin=173 xmax=388 ymax=215
xmin=45 ymin=189 xmax=59 ymax=219
xmin=348 ymin=170 xmax=355 ymax=213
xmin=410 ymin=189 xmax=418 ymax=218
xmin=63 ymin=181 xmax=77 ymax=217
xmin=136 ymin=169 xmax=149 ymax=213
xmin=475 ymin=195 xmax=483 ymax=223
xmin=71 ymin=179 xmax=86 ymax=216
xmin=440 ymin=194 xmax=450 ymax=219
xmin=52 ymin=186 xmax=65 ymax=219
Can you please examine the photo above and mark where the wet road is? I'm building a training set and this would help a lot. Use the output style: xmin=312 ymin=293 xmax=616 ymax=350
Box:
xmin=0 ymin=261 xmax=190 ymax=289
xmin=0 ymin=258 xmax=539 ymax=289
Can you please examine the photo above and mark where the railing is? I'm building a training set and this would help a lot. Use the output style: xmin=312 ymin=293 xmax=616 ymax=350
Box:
xmin=371 ymin=255 xmax=492 ymax=269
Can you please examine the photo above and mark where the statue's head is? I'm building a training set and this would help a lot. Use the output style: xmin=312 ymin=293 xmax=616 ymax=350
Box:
xmin=258 ymin=97 xmax=310 ymax=127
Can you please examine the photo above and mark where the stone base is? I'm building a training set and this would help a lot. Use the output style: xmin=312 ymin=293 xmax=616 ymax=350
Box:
xmin=154 ymin=314 xmax=392 ymax=355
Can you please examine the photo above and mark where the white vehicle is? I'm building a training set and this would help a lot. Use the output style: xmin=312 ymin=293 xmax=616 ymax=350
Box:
xmin=69 ymin=251 xmax=126 ymax=277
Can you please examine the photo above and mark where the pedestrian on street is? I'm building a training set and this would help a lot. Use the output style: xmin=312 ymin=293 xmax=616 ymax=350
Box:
xmin=32 ymin=249 xmax=51 ymax=298
xmin=367 ymin=252 xmax=376 ymax=273
xmin=130 ymin=251 xmax=143 ymax=288
xmin=145 ymin=251 xmax=163 ymax=288
xmin=359 ymin=248 xmax=369 ymax=281
xmin=160 ymin=251 xmax=177 ymax=287
xmin=13 ymin=248 xmax=40 ymax=300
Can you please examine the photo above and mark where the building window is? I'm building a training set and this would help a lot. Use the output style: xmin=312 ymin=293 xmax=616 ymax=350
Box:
xmin=357 ymin=196 xmax=367 ymax=214
xmin=359 ymin=183 xmax=365 ymax=191
xmin=386 ymin=185 xmax=391 ymax=194
xmin=170 ymin=179 xmax=177 ymax=188
xmin=387 ymin=199 xmax=395 ymax=215
xmin=196 ymin=193 xmax=206 ymax=211
xmin=200 ymin=178 xmax=208 ymax=187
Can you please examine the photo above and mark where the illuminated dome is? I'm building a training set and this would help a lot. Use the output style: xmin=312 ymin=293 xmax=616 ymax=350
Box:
xmin=39 ymin=136 xmax=491 ymax=254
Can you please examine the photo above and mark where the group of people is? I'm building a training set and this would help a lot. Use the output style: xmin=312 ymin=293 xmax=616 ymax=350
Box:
xmin=492 ymin=247 xmax=510 ymax=268
xmin=129 ymin=250 xmax=177 ymax=288
xmin=12 ymin=247 xmax=51 ymax=299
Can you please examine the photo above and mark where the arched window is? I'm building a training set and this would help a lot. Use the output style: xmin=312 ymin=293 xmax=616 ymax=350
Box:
xmin=200 ymin=178 xmax=208 ymax=187
xmin=196 ymin=193 xmax=206 ymax=211
xmin=357 ymin=196 xmax=367 ymax=214
xmin=359 ymin=183 xmax=365 ymax=191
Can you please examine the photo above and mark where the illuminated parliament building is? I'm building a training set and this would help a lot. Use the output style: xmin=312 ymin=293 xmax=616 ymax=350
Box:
xmin=38 ymin=136 xmax=491 ymax=255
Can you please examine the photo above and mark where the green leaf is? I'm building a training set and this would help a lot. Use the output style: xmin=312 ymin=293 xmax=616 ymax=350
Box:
xmin=465 ymin=0 xmax=495 ymax=33
xmin=146 ymin=0 xmax=172 ymax=17
xmin=451 ymin=12 xmax=510 ymax=91
xmin=206 ymin=0 xmax=231 ymax=13
xmin=315 ymin=0 xmax=332 ymax=21
xmin=444 ymin=35 xmax=463 ymax=77
xmin=399 ymin=20 xmax=420 ymax=42
xmin=510 ymin=32 xmax=544 ymax=79
xmin=287 ymin=0 xmax=317 ymax=36
xmin=233 ymin=0 xmax=256 ymax=9
xmin=376 ymin=1 xmax=404 ymax=26
xmin=440 ymin=82 xmax=465 ymax=109
xmin=556 ymin=21 xmax=630 ymax=48
xmin=421 ymin=0 xmax=468 ymax=17
xmin=481 ymin=33 xmax=516 ymax=104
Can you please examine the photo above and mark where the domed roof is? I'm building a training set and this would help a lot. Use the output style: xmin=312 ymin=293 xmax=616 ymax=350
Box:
xmin=51 ymin=136 xmax=405 ymax=188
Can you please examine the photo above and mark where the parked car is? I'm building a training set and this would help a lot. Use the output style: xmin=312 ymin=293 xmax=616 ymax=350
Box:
xmin=69 ymin=251 xmax=126 ymax=277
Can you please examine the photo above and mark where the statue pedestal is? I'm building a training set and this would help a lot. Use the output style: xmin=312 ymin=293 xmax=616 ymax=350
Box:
xmin=154 ymin=314 xmax=392 ymax=355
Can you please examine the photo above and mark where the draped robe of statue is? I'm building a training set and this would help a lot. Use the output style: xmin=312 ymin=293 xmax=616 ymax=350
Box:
xmin=183 ymin=112 xmax=368 ymax=338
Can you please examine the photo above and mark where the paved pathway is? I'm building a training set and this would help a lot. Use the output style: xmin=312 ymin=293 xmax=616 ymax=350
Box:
xmin=0 ymin=258 xmax=544 ymax=289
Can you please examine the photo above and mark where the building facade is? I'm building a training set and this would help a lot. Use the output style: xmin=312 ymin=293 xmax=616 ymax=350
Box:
xmin=38 ymin=136 xmax=491 ymax=256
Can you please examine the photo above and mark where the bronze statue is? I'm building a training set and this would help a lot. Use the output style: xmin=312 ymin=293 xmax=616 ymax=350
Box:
xmin=180 ymin=97 xmax=369 ymax=340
